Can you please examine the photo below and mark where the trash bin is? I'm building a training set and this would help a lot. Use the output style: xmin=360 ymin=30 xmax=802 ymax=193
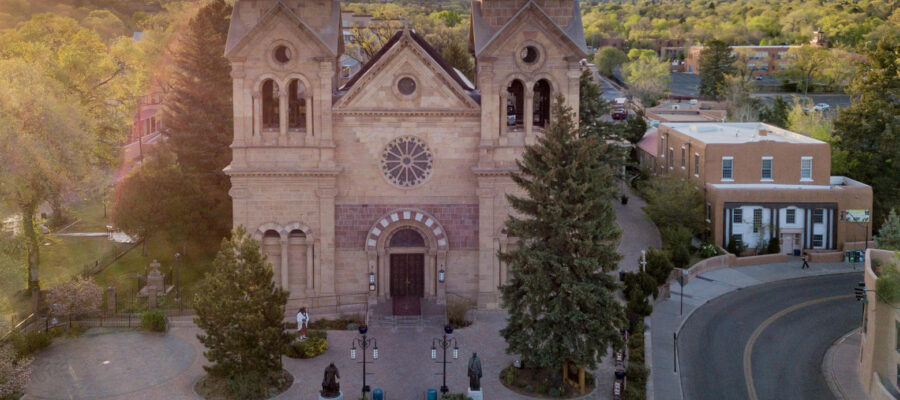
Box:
xmin=373 ymin=388 xmax=384 ymax=400
xmin=426 ymin=388 xmax=438 ymax=400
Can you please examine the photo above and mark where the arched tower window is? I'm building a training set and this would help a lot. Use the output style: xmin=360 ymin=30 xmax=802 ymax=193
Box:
xmin=507 ymin=80 xmax=525 ymax=129
xmin=262 ymin=79 xmax=279 ymax=130
xmin=533 ymin=79 xmax=551 ymax=128
xmin=288 ymin=80 xmax=307 ymax=130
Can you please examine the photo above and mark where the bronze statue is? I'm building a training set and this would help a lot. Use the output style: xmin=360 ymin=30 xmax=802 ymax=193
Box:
xmin=467 ymin=352 xmax=482 ymax=391
xmin=320 ymin=363 xmax=341 ymax=398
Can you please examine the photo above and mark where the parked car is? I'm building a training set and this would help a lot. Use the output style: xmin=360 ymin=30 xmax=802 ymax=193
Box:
xmin=612 ymin=108 xmax=628 ymax=120
xmin=812 ymin=103 xmax=830 ymax=111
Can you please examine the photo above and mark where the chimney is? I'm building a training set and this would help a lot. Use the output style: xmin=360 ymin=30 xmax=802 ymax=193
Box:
xmin=758 ymin=129 xmax=768 ymax=137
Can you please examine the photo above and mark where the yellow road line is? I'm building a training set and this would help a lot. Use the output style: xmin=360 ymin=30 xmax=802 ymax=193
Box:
xmin=743 ymin=294 xmax=853 ymax=400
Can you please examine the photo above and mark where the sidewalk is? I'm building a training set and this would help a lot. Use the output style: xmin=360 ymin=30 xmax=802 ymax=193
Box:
xmin=649 ymin=259 xmax=862 ymax=400
xmin=823 ymin=329 xmax=872 ymax=400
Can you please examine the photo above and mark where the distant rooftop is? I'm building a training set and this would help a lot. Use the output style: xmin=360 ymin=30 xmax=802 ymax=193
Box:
xmin=661 ymin=122 xmax=824 ymax=145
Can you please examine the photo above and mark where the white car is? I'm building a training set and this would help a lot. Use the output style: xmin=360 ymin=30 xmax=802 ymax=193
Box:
xmin=812 ymin=103 xmax=830 ymax=111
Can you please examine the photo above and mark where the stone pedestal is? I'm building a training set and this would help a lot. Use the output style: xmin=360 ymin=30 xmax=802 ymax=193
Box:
xmin=318 ymin=392 xmax=343 ymax=400
xmin=467 ymin=389 xmax=483 ymax=400
xmin=147 ymin=260 xmax=164 ymax=292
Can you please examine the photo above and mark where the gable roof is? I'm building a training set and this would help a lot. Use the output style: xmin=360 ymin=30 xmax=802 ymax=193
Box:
xmin=225 ymin=0 xmax=341 ymax=57
xmin=471 ymin=0 xmax=587 ymax=57
xmin=340 ymin=29 xmax=475 ymax=93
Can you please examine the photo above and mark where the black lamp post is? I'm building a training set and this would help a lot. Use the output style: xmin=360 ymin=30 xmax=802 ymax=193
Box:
xmin=350 ymin=325 xmax=378 ymax=398
xmin=431 ymin=325 xmax=459 ymax=394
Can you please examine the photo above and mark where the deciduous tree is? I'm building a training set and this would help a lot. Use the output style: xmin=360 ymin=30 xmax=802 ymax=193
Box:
xmin=622 ymin=50 xmax=670 ymax=106
xmin=593 ymin=46 xmax=628 ymax=77
xmin=45 ymin=277 xmax=103 ymax=323
xmin=500 ymin=95 xmax=625 ymax=380
xmin=640 ymin=175 xmax=706 ymax=236
xmin=0 ymin=343 xmax=31 ymax=399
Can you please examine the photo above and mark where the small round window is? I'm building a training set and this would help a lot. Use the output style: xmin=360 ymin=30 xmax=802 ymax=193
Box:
xmin=398 ymin=77 xmax=417 ymax=95
xmin=520 ymin=46 xmax=539 ymax=64
xmin=273 ymin=45 xmax=292 ymax=64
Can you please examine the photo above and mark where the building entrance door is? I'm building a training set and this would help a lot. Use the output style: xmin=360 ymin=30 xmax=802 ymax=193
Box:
xmin=781 ymin=233 xmax=794 ymax=255
xmin=390 ymin=253 xmax=424 ymax=316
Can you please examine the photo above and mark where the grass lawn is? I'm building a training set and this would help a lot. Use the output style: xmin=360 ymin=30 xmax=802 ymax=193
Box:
xmin=64 ymin=198 xmax=111 ymax=233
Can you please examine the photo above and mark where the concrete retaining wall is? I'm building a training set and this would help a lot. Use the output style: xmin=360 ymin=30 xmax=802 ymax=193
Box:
xmin=731 ymin=253 xmax=789 ymax=267
xmin=807 ymin=250 xmax=845 ymax=263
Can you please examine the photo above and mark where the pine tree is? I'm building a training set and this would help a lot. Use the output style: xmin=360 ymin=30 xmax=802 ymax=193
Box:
xmin=160 ymin=0 xmax=233 ymax=241
xmin=499 ymin=95 xmax=626 ymax=378
xmin=876 ymin=209 xmax=900 ymax=251
xmin=193 ymin=227 xmax=291 ymax=396
xmin=698 ymin=39 xmax=735 ymax=99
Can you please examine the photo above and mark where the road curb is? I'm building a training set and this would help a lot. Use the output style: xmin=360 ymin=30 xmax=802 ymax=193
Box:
xmin=655 ymin=267 xmax=862 ymax=400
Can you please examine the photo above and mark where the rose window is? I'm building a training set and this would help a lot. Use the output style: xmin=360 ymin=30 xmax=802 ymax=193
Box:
xmin=381 ymin=136 xmax=433 ymax=188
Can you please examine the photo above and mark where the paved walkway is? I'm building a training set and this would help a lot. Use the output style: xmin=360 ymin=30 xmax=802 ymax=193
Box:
xmin=823 ymin=329 xmax=872 ymax=400
xmin=613 ymin=187 xmax=661 ymax=274
xmin=649 ymin=259 xmax=863 ymax=400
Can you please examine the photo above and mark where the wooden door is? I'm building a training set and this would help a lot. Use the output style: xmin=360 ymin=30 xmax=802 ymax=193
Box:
xmin=391 ymin=253 xmax=424 ymax=315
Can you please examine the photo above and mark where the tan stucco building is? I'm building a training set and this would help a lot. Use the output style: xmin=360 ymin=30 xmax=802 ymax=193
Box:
xmin=223 ymin=0 xmax=587 ymax=315
xmin=654 ymin=122 xmax=872 ymax=254
xmin=860 ymin=249 xmax=900 ymax=399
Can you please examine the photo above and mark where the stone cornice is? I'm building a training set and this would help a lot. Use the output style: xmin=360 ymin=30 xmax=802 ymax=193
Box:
xmin=225 ymin=167 xmax=343 ymax=178
xmin=334 ymin=109 xmax=481 ymax=118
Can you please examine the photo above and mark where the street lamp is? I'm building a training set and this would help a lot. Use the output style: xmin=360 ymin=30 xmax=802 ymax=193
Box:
xmin=432 ymin=325 xmax=459 ymax=394
xmin=640 ymin=250 xmax=647 ymax=273
xmin=350 ymin=325 xmax=377 ymax=397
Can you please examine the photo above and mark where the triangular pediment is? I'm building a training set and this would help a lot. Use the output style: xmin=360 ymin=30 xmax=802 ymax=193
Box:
xmin=335 ymin=31 xmax=479 ymax=112
xmin=475 ymin=1 xmax=587 ymax=58
xmin=225 ymin=0 xmax=335 ymax=58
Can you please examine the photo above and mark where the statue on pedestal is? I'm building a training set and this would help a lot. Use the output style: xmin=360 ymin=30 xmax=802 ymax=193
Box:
xmin=468 ymin=352 xmax=482 ymax=391
xmin=296 ymin=307 xmax=309 ymax=340
xmin=320 ymin=363 xmax=341 ymax=398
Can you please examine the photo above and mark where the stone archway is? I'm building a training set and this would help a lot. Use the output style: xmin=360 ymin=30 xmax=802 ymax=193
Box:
xmin=364 ymin=208 xmax=449 ymax=305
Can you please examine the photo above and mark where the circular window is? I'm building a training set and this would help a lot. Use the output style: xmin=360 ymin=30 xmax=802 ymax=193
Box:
xmin=381 ymin=136 xmax=433 ymax=188
xmin=397 ymin=77 xmax=417 ymax=95
xmin=273 ymin=45 xmax=292 ymax=64
xmin=520 ymin=46 xmax=539 ymax=64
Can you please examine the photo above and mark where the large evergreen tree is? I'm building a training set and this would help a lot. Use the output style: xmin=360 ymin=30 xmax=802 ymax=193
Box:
xmin=698 ymin=39 xmax=735 ymax=99
xmin=831 ymin=37 xmax=900 ymax=228
xmin=160 ymin=0 xmax=233 ymax=242
xmin=500 ymin=95 xmax=625 ymax=378
xmin=193 ymin=227 xmax=291 ymax=397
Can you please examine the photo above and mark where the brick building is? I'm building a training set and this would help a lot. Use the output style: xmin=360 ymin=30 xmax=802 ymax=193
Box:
xmin=224 ymin=0 xmax=587 ymax=314
xmin=654 ymin=122 xmax=871 ymax=254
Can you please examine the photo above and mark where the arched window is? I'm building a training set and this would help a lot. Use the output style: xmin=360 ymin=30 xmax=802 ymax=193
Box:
xmin=389 ymin=228 xmax=426 ymax=248
xmin=288 ymin=80 xmax=307 ymax=130
xmin=533 ymin=79 xmax=551 ymax=128
xmin=507 ymin=80 xmax=524 ymax=129
xmin=262 ymin=79 xmax=279 ymax=130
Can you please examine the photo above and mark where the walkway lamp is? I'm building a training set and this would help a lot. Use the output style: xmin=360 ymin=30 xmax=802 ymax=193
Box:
xmin=350 ymin=325 xmax=377 ymax=397
xmin=368 ymin=272 xmax=376 ymax=291
xmin=432 ymin=325 xmax=459 ymax=394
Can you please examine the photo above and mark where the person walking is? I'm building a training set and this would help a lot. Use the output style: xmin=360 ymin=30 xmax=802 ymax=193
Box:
xmin=801 ymin=255 xmax=810 ymax=269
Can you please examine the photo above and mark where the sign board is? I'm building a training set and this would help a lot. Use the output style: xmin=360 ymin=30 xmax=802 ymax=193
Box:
xmin=842 ymin=209 xmax=870 ymax=222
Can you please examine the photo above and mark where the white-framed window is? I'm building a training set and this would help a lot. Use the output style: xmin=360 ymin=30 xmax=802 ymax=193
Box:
xmin=733 ymin=208 xmax=743 ymax=223
xmin=706 ymin=203 xmax=711 ymax=222
xmin=669 ymin=148 xmax=674 ymax=169
xmin=694 ymin=153 xmax=700 ymax=177
xmin=786 ymin=209 xmax=796 ymax=224
xmin=661 ymin=135 xmax=666 ymax=157
xmin=801 ymin=157 xmax=813 ymax=181
xmin=813 ymin=234 xmax=823 ymax=248
xmin=813 ymin=209 xmax=824 ymax=223
xmin=753 ymin=209 xmax=763 ymax=233
xmin=761 ymin=157 xmax=773 ymax=180
xmin=681 ymin=147 xmax=686 ymax=169
xmin=722 ymin=157 xmax=734 ymax=181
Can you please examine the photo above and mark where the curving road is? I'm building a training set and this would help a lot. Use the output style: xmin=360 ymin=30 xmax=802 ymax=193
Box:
xmin=678 ymin=273 xmax=863 ymax=400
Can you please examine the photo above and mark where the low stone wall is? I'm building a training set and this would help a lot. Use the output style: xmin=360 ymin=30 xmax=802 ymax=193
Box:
xmin=806 ymin=250 xmax=845 ymax=263
xmin=682 ymin=254 xmax=734 ymax=283
xmin=731 ymin=253 xmax=789 ymax=267
xmin=844 ymin=240 xmax=876 ymax=251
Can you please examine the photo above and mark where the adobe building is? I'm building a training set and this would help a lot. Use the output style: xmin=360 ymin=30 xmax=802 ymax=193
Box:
xmin=223 ymin=0 xmax=587 ymax=315
xmin=654 ymin=122 xmax=872 ymax=254
xmin=859 ymin=249 xmax=900 ymax=400
xmin=637 ymin=101 xmax=727 ymax=171
xmin=684 ymin=45 xmax=799 ymax=76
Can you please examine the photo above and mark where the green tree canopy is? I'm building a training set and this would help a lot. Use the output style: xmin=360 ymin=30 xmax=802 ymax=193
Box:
xmin=593 ymin=46 xmax=628 ymax=77
xmin=622 ymin=50 xmax=670 ymax=106
xmin=640 ymin=175 xmax=706 ymax=236
xmin=500 ymin=95 xmax=625 ymax=376
xmin=875 ymin=209 xmax=900 ymax=251
xmin=698 ymin=39 xmax=735 ymax=99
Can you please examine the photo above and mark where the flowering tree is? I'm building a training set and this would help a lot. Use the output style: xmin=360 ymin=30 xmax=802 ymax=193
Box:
xmin=45 ymin=277 xmax=103 ymax=323
xmin=0 ymin=343 xmax=31 ymax=398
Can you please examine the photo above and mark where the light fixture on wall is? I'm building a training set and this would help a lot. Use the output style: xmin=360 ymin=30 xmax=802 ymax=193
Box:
xmin=438 ymin=268 xmax=446 ymax=283
xmin=368 ymin=272 xmax=376 ymax=291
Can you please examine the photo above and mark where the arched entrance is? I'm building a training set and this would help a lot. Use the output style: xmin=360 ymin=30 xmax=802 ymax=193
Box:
xmin=388 ymin=229 xmax=425 ymax=315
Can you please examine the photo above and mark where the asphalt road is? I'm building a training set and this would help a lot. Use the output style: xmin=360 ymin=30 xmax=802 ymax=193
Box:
xmin=679 ymin=273 xmax=863 ymax=400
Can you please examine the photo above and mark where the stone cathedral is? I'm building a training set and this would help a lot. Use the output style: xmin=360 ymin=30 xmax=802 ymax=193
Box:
xmin=224 ymin=0 xmax=587 ymax=316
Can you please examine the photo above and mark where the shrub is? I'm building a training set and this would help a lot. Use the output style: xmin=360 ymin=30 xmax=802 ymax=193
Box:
xmin=661 ymin=226 xmax=692 ymax=251
xmin=307 ymin=315 xmax=363 ymax=330
xmin=10 ymin=331 xmax=53 ymax=359
xmin=699 ymin=242 xmax=720 ymax=258
xmin=626 ymin=295 xmax=653 ymax=318
xmin=876 ymin=260 xmax=900 ymax=304
xmin=536 ymin=381 xmax=549 ymax=394
xmin=623 ymin=384 xmax=647 ymax=400
xmin=141 ymin=309 xmax=167 ymax=332
xmin=225 ymin=371 xmax=265 ymax=399
xmin=670 ymin=245 xmax=691 ymax=269
xmin=645 ymin=248 xmax=674 ymax=285
xmin=623 ymin=271 xmax=658 ymax=301
xmin=625 ymin=364 xmax=648 ymax=385
xmin=726 ymin=236 xmax=745 ymax=256
xmin=548 ymin=387 xmax=561 ymax=397
xmin=767 ymin=237 xmax=781 ymax=254
xmin=447 ymin=298 xmax=473 ymax=329
xmin=0 ymin=343 xmax=31 ymax=400
xmin=284 ymin=337 xmax=328 ymax=359
xmin=502 ymin=365 xmax=519 ymax=386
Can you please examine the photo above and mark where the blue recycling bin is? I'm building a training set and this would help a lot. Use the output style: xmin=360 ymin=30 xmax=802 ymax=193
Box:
xmin=373 ymin=388 xmax=383 ymax=400
xmin=426 ymin=388 xmax=438 ymax=400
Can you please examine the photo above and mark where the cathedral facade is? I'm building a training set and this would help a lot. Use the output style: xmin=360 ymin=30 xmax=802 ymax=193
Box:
xmin=224 ymin=0 xmax=587 ymax=315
